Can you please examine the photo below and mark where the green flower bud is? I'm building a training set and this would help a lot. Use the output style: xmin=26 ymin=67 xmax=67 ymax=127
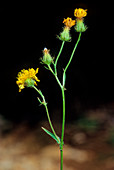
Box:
xmin=41 ymin=48 xmax=53 ymax=65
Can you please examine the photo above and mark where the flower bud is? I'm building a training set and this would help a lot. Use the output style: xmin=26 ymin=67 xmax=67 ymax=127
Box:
xmin=41 ymin=48 xmax=53 ymax=65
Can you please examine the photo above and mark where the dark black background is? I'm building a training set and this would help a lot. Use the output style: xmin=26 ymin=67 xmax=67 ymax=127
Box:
xmin=0 ymin=1 xmax=114 ymax=124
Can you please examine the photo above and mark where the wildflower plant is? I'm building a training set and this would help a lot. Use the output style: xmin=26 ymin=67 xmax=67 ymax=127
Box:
xmin=16 ymin=8 xmax=87 ymax=170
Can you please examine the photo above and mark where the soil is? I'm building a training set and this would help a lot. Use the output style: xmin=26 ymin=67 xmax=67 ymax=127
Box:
xmin=0 ymin=118 xmax=114 ymax=170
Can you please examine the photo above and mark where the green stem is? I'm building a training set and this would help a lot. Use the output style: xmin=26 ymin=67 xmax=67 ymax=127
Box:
xmin=33 ymin=85 xmax=60 ymax=144
xmin=60 ymin=149 xmax=63 ymax=170
xmin=63 ymin=32 xmax=82 ymax=86
xmin=60 ymin=87 xmax=65 ymax=170
xmin=61 ymin=88 xmax=65 ymax=145
xmin=47 ymin=34 xmax=82 ymax=169
xmin=48 ymin=65 xmax=62 ymax=89
xmin=48 ymin=65 xmax=65 ymax=170
xmin=54 ymin=41 xmax=65 ymax=75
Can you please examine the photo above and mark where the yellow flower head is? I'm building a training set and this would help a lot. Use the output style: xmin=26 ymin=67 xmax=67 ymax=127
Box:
xmin=63 ymin=17 xmax=76 ymax=28
xmin=16 ymin=68 xmax=40 ymax=92
xmin=74 ymin=8 xmax=87 ymax=19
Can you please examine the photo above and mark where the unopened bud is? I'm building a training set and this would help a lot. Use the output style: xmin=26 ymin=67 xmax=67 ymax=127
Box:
xmin=41 ymin=48 xmax=53 ymax=65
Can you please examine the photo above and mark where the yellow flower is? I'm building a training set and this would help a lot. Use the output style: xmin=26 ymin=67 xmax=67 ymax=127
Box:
xmin=74 ymin=8 xmax=87 ymax=20
xmin=16 ymin=68 xmax=40 ymax=92
xmin=58 ymin=17 xmax=75 ymax=42
xmin=74 ymin=8 xmax=87 ymax=32
xmin=63 ymin=17 xmax=76 ymax=28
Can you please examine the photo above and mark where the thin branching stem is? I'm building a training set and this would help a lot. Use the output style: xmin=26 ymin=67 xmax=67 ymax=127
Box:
xmin=63 ymin=32 xmax=82 ymax=86
xmin=44 ymin=33 xmax=82 ymax=170
xmin=54 ymin=41 xmax=65 ymax=75
xmin=33 ymin=85 xmax=60 ymax=144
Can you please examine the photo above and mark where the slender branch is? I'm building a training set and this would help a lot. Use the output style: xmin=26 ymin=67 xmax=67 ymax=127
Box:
xmin=54 ymin=41 xmax=65 ymax=75
xmin=63 ymin=32 xmax=82 ymax=86
xmin=48 ymin=65 xmax=63 ymax=89
xmin=33 ymin=85 xmax=60 ymax=144
xmin=44 ymin=102 xmax=60 ymax=144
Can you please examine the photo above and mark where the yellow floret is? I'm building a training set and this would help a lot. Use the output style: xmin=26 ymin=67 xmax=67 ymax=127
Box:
xmin=16 ymin=68 xmax=40 ymax=92
xmin=63 ymin=17 xmax=76 ymax=28
xmin=74 ymin=8 xmax=87 ymax=19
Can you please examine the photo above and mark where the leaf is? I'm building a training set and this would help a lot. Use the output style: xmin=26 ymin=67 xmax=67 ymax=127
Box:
xmin=41 ymin=127 xmax=60 ymax=144
xmin=44 ymin=66 xmax=49 ymax=70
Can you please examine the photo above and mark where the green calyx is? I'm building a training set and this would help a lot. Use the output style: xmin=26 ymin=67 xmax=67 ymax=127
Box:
xmin=75 ymin=19 xmax=87 ymax=32
xmin=25 ymin=78 xmax=36 ymax=88
xmin=41 ymin=48 xmax=53 ymax=65
xmin=58 ymin=27 xmax=71 ymax=42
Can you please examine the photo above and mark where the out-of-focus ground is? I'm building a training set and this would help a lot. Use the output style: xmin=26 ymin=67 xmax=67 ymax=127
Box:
xmin=1 ymin=104 xmax=114 ymax=170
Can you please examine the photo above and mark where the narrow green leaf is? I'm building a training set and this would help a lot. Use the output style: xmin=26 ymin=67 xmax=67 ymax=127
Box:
xmin=41 ymin=127 xmax=60 ymax=144
xmin=44 ymin=66 xmax=49 ymax=70
xmin=37 ymin=97 xmax=42 ymax=104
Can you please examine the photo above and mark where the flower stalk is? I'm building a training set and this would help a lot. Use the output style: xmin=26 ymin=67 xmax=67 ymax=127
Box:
xmin=63 ymin=32 xmax=82 ymax=86
xmin=33 ymin=85 xmax=60 ymax=144
xmin=54 ymin=41 xmax=65 ymax=75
